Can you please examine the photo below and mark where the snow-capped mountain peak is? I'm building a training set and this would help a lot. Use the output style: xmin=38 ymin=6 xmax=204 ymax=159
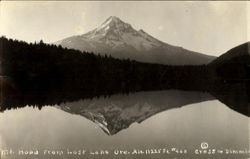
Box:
xmin=83 ymin=16 xmax=137 ymax=40
xmin=80 ymin=16 xmax=163 ymax=51
xmin=99 ymin=16 xmax=131 ymax=29
xmin=55 ymin=16 xmax=215 ymax=65
xmin=98 ymin=16 xmax=133 ymax=32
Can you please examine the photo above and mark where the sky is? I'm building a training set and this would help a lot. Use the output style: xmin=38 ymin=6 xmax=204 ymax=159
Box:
xmin=0 ymin=1 xmax=249 ymax=56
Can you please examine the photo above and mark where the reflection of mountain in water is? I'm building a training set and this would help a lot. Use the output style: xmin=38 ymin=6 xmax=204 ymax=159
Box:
xmin=1 ymin=78 xmax=249 ymax=135
xmin=0 ymin=41 xmax=249 ymax=135
xmin=54 ymin=81 xmax=250 ymax=135
xmin=55 ymin=90 xmax=213 ymax=135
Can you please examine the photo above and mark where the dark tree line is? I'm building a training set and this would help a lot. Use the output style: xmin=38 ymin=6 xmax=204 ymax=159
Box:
xmin=209 ymin=42 xmax=250 ymax=82
xmin=0 ymin=37 xmax=249 ymax=112
xmin=0 ymin=37 xmax=212 ymax=93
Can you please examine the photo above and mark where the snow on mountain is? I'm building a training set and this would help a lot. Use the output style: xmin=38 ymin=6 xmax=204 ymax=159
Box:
xmin=55 ymin=16 xmax=215 ymax=65
xmin=55 ymin=90 xmax=213 ymax=135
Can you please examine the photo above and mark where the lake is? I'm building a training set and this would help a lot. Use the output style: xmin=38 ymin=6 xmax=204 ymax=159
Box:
xmin=0 ymin=90 xmax=249 ymax=159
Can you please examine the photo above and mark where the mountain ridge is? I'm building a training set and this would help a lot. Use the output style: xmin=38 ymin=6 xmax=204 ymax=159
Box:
xmin=55 ymin=16 xmax=216 ymax=65
xmin=210 ymin=42 xmax=250 ymax=65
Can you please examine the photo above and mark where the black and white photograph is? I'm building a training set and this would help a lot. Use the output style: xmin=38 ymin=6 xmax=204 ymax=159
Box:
xmin=0 ymin=1 xmax=249 ymax=159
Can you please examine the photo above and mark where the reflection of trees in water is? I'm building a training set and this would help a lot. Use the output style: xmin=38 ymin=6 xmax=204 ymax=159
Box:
xmin=209 ymin=82 xmax=250 ymax=117
xmin=0 ymin=38 xmax=249 ymax=117
xmin=55 ymin=90 xmax=214 ymax=135
xmin=2 ymin=78 xmax=249 ymax=135
xmin=1 ymin=76 xmax=249 ymax=118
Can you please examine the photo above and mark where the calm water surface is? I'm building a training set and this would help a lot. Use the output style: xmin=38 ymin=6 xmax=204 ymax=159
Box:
xmin=0 ymin=90 xmax=249 ymax=159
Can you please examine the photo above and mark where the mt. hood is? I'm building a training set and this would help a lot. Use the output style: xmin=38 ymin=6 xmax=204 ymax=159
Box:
xmin=55 ymin=16 xmax=215 ymax=65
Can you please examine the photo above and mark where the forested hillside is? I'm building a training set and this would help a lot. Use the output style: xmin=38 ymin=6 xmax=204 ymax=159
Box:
xmin=209 ymin=42 xmax=250 ymax=81
xmin=1 ymin=37 xmax=249 ymax=114
xmin=0 ymin=37 xmax=210 ymax=95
